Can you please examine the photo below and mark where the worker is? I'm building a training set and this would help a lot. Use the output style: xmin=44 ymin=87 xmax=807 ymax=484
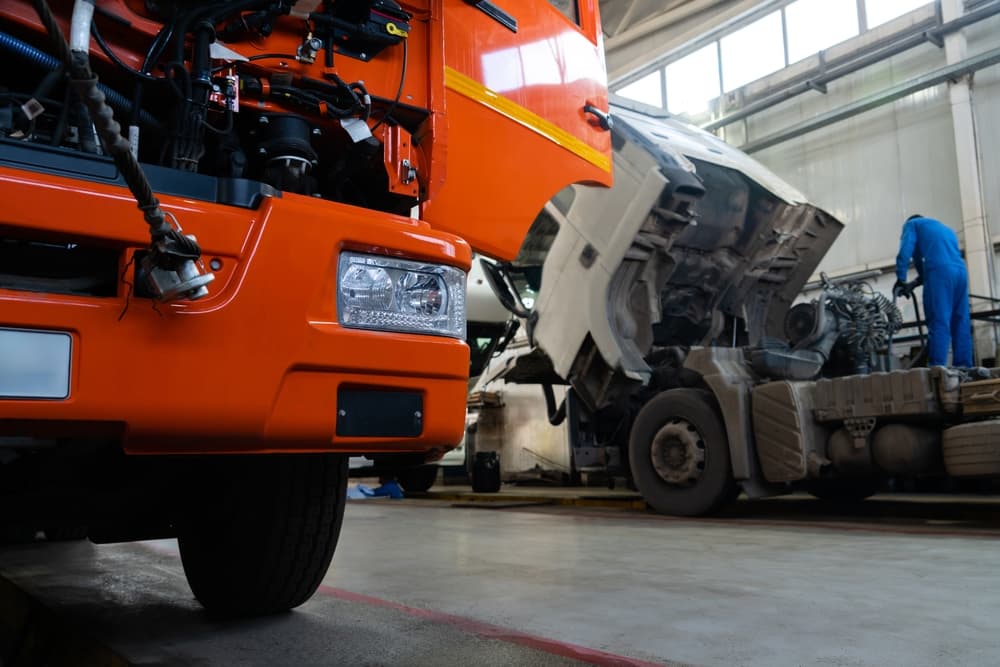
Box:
xmin=894 ymin=214 xmax=974 ymax=367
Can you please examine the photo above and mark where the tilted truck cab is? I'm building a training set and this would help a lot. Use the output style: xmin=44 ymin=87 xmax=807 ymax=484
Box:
xmin=0 ymin=0 xmax=610 ymax=614
xmin=484 ymin=100 xmax=1000 ymax=516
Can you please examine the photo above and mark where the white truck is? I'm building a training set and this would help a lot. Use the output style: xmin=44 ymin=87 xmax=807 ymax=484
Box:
xmin=476 ymin=99 xmax=1000 ymax=516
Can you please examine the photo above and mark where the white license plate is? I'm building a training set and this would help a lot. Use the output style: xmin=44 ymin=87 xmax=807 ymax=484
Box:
xmin=0 ymin=329 xmax=72 ymax=399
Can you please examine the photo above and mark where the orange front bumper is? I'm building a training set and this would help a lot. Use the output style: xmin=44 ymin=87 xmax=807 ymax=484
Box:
xmin=0 ymin=168 xmax=471 ymax=455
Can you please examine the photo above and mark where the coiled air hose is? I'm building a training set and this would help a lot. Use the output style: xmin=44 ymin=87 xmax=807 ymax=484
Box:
xmin=30 ymin=0 xmax=212 ymax=300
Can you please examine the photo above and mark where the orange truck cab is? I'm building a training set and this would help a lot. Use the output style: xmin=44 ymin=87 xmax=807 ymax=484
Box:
xmin=0 ymin=0 xmax=610 ymax=615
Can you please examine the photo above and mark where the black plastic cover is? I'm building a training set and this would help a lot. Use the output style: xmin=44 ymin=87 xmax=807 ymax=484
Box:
xmin=0 ymin=139 xmax=278 ymax=209
xmin=337 ymin=388 xmax=424 ymax=437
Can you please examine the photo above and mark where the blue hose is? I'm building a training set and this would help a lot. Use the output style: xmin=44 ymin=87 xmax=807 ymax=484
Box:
xmin=0 ymin=31 xmax=158 ymax=129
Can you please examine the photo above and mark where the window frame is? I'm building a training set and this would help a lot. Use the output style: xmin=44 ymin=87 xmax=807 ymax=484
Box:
xmin=547 ymin=0 xmax=580 ymax=26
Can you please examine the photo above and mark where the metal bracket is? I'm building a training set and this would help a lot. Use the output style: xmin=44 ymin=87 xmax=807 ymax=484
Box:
xmin=401 ymin=158 xmax=416 ymax=185
xmin=806 ymin=79 xmax=828 ymax=94
xmin=844 ymin=417 xmax=877 ymax=450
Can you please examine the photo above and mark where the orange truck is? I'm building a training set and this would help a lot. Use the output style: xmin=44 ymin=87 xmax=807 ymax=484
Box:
xmin=0 ymin=0 xmax=610 ymax=615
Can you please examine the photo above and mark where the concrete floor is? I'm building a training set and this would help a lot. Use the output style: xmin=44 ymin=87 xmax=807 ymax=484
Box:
xmin=1 ymin=497 xmax=998 ymax=666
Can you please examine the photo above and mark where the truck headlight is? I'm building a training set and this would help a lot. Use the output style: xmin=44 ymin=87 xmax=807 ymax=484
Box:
xmin=337 ymin=252 xmax=466 ymax=338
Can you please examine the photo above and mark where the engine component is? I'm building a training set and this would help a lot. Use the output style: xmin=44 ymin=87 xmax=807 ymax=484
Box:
xmin=311 ymin=0 xmax=412 ymax=62
xmin=759 ymin=278 xmax=903 ymax=380
xmin=257 ymin=114 xmax=319 ymax=194
xmin=5 ymin=0 xmax=420 ymax=303
xmin=750 ymin=338 xmax=830 ymax=382
xmin=827 ymin=428 xmax=875 ymax=476
xmin=297 ymin=34 xmax=324 ymax=64
xmin=784 ymin=302 xmax=818 ymax=347
xmin=871 ymin=424 xmax=943 ymax=476
xmin=819 ymin=280 xmax=902 ymax=374
xmin=166 ymin=20 xmax=216 ymax=172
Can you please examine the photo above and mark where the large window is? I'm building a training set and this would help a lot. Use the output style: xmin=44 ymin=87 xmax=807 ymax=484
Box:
xmin=613 ymin=0 xmax=932 ymax=117
xmin=665 ymin=44 xmax=721 ymax=115
xmin=865 ymin=0 xmax=930 ymax=29
xmin=720 ymin=12 xmax=785 ymax=92
xmin=617 ymin=70 xmax=664 ymax=108
xmin=785 ymin=0 xmax=859 ymax=63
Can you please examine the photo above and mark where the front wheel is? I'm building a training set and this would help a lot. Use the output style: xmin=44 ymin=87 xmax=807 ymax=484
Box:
xmin=629 ymin=389 xmax=736 ymax=517
xmin=178 ymin=453 xmax=348 ymax=617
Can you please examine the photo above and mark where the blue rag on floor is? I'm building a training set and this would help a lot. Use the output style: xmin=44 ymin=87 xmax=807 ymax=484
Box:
xmin=347 ymin=482 xmax=404 ymax=499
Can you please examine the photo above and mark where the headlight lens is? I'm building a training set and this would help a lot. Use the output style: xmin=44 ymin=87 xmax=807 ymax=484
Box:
xmin=337 ymin=252 xmax=466 ymax=338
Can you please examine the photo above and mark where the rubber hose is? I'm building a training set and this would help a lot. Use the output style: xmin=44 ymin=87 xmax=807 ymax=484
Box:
xmin=542 ymin=384 xmax=567 ymax=426
xmin=0 ymin=31 xmax=158 ymax=129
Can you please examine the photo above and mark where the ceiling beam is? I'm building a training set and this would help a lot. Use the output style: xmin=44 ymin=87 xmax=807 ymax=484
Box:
xmin=610 ymin=0 xmax=643 ymax=37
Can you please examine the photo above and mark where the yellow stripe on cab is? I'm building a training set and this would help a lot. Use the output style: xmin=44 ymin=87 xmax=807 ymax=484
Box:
xmin=444 ymin=67 xmax=612 ymax=174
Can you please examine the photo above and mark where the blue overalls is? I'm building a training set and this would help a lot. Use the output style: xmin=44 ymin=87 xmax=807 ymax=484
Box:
xmin=895 ymin=216 xmax=973 ymax=367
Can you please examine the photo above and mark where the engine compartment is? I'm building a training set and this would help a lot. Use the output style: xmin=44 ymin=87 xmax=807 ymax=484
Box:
xmin=0 ymin=0 xmax=426 ymax=216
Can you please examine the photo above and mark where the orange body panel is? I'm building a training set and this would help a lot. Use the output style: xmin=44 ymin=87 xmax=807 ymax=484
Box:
xmin=0 ymin=0 xmax=610 ymax=455
xmin=0 ymin=168 xmax=470 ymax=454
xmin=425 ymin=0 xmax=614 ymax=260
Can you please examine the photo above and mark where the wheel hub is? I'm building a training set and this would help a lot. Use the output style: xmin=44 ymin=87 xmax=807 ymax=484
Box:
xmin=650 ymin=419 xmax=706 ymax=486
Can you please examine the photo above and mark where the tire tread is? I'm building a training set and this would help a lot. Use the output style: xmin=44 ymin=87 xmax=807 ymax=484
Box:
xmin=178 ymin=454 xmax=348 ymax=617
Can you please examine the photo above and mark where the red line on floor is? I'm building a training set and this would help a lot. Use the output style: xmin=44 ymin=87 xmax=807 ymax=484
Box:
xmin=317 ymin=585 xmax=671 ymax=667
xmin=133 ymin=541 xmax=670 ymax=665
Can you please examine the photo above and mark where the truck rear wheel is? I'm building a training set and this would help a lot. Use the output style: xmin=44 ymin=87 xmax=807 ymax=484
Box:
xmin=178 ymin=453 xmax=348 ymax=617
xmin=629 ymin=389 xmax=735 ymax=517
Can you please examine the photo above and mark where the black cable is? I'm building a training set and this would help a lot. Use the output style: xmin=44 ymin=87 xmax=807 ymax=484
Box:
xmin=91 ymin=20 xmax=162 ymax=82
xmin=210 ymin=53 xmax=298 ymax=73
xmin=142 ymin=18 xmax=176 ymax=73
xmin=201 ymin=107 xmax=234 ymax=135
xmin=31 ymin=66 xmax=65 ymax=103
xmin=30 ymin=0 xmax=71 ymax=66
xmin=371 ymin=39 xmax=407 ymax=132
xmin=174 ymin=0 xmax=274 ymax=63
xmin=50 ymin=84 xmax=72 ymax=146
xmin=246 ymin=52 xmax=298 ymax=62
xmin=324 ymin=70 xmax=362 ymax=114
xmin=163 ymin=61 xmax=192 ymax=101
xmin=130 ymin=15 xmax=176 ymax=130
xmin=350 ymin=80 xmax=371 ymax=120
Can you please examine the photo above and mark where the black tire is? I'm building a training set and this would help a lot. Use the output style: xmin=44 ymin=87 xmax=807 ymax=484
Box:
xmin=629 ymin=389 xmax=735 ymax=517
xmin=471 ymin=452 xmax=501 ymax=493
xmin=396 ymin=465 xmax=439 ymax=493
xmin=806 ymin=480 xmax=878 ymax=503
xmin=178 ymin=454 xmax=348 ymax=617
